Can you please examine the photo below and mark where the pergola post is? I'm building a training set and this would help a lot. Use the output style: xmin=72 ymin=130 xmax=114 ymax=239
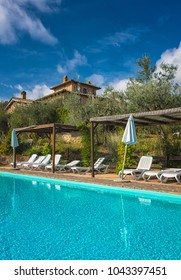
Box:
xmin=52 ymin=124 xmax=56 ymax=173
xmin=91 ymin=122 xmax=95 ymax=177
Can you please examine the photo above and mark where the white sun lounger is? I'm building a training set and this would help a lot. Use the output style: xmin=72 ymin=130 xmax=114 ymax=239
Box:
xmin=31 ymin=154 xmax=51 ymax=170
xmin=119 ymin=156 xmax=153 ymax=180
xmin=142 ymin=168 xmax=181 ymax=181
xmin=10 ymin=154 xmax=37 ymax=167
xmin=45 ymin=154 xmax=62 ymax=171
xmin=71 ymin=157 xmax=108 ymax=174
xmin=56 ymin=160 xmax=80 ymax=172
xmin=22 ymin=155 xmax=45 ymax=169
xmin=159 ymin=169 xmax=181 ymax=183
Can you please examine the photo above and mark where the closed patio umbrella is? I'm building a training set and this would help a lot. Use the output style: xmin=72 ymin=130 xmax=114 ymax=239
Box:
xmin=121 ymin=114 xmax=137 ymax=180
xmin=11 ymin=129 xmax=19 ymax=168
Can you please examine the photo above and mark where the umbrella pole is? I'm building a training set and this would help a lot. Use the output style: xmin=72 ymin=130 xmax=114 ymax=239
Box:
xmin=121 ymin=144 xmax=128 ymax=180
xmin=13 ymin=147 xmax=16 ymax=169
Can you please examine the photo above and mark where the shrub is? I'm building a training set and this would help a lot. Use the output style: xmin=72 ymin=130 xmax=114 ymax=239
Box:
xmin=80 ymin=125 xmax=91 ymax=166
xmin=27 ymin=145 xmax=43 ymax=156
xmin=42 ymin=143 xmax=52 ymax=155
xmin=116 ymin=142 xmax=137 ymax=174
xmin=78 ymin=124 xmax=98 ymax=166
xmin=56 ymin=107 xmax=68 ymax=123
xmin=0 ymin=131 xmax=12 ymax=155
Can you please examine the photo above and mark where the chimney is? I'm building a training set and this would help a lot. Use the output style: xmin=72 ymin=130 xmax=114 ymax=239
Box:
xmin=63 ymin=75 xmax=68 ymax=83
xmin=21 ymin=91 xmax=26 ymax=99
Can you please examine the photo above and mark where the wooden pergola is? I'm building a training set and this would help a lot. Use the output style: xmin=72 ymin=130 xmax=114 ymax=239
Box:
xmin=14 ymin=107 xmax=181 ymax=177
xmin=15 ymin=123 xmax=78 ymax=173
xmin=90 ymin=107 xmax=181 ymax=177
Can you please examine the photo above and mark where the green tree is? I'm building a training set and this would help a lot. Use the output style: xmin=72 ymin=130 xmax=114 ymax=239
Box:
xmin=0 ymin=102 xmax=8 ymax=139
xmin=98 ymin=86 xmax=126 ymax=114
xmin=125 ymin=56 xmax=181 ymax=112
xmin=78 ymin=124 xmax=91 ymax=166
xmin=9 ymin=101 xmax=58 ymax=128
xmin=124 ymin=55 xmax=181 ymax=165
xmin=136 ymin=55 xmax=156 ymax=83
xmin=0 ymin=130 xmax=12 ymax=155
xmin=55 ymin=107 xmax=68 ymax=123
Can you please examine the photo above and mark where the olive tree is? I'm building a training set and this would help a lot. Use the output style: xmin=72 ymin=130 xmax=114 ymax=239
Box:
xmin=124 ymin=56 xmax=181 ymax=165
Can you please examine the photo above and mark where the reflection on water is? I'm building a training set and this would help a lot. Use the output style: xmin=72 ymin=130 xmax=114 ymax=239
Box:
xmin=138 ymin=197 xmax=152 ymax=205
xmin=55 ymin=185 xmax=61 ymax=191
xmin=120 ymin=194 xmax=129 ymax=251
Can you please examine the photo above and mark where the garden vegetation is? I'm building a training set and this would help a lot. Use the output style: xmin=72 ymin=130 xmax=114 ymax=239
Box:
xmin=0 ymin=56 xmax=181 ymax=169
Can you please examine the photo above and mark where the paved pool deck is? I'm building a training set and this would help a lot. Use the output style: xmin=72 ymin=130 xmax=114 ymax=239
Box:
xmin=1 ymin=166 xmax=181 ymax=195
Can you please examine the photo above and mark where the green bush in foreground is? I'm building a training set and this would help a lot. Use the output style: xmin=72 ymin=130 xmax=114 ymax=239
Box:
xmin=116 ymin=142 xmax=137 ymax=174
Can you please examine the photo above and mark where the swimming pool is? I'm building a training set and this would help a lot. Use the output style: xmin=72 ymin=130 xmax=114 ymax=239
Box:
xmin=0 ymin=171 xmax=181 ymax=260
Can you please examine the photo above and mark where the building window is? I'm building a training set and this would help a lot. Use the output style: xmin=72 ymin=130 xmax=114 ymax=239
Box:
xmin=83 ymin=88 xmax=87 ymax=94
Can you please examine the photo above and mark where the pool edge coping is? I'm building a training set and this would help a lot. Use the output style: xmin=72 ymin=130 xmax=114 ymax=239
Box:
xmin=0 ymin=170 xmax=181 ymax=203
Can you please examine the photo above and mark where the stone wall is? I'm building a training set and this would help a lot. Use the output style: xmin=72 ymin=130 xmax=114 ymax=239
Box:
xmin=0 ymin=155 xmax=28 ymax=165
xmin=60 ymin=133 xmax=82 ymax=145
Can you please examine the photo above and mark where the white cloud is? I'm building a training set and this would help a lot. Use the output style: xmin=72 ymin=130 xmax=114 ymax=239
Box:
xmin=0 ymin=82 xmax=14 ymax=89
xmin=15 ymin=84 xmax=52 ymax=100
xmin=15 ymin=84 xmax=23 ymax=91
xmin=17 ymin=0 xmax=62 ymax=13
xmin=156 ymin=42 xmax=181 ymax=84
xmin=86 ymin=74 xmax=128 ymax=93
xmin=57 ymin=65 xmax=65 ymax=74
xmin=57 ymin=50 xmax=87 ymax=74
xmin=85 ymin=74 xmax=106 ymax=94
xmin=110 ymin=79 xmax=129 ymax=91
xmin=67 ymin=50 xmax=87 ymax=70
xmin=94 ymin=28 xmax=146 ymax=51
xmin=0 ymin=0 xmax=61 ymax=45
xmin=28 ymin=84 xmax=53 ymax=99
xmin=86 ymin=74 xmax=105 ymax=87
xmin=102 ymin=32 xmax=137 ymax=47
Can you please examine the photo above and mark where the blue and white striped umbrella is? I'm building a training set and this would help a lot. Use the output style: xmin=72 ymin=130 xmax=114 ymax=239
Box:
xmin=11 ymin=129 xmax=19 ymax=168
xmin=121 ymin=115 xmax=137 ymax=179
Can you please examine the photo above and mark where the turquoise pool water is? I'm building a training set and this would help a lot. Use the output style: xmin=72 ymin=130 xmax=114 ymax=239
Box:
xmin=0 ymin=172 xmax=181 ymax=260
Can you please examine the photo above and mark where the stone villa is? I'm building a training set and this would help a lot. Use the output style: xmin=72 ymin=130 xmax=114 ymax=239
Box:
xmin=5 ymin=76 xmax=101 ymax=113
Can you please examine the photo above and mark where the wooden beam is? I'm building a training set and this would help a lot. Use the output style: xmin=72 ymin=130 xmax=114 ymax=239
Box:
xmin=136 ymin=116 xmax=168 ymax=125
xmin=90 ymin=107 xmax=181 ymax=126
xmin=160 ymin=114 xmax=181 ymax=121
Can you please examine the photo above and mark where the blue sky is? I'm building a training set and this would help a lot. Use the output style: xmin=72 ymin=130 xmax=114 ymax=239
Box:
xmin=0 ymin=0 xmax=181 ymax=101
